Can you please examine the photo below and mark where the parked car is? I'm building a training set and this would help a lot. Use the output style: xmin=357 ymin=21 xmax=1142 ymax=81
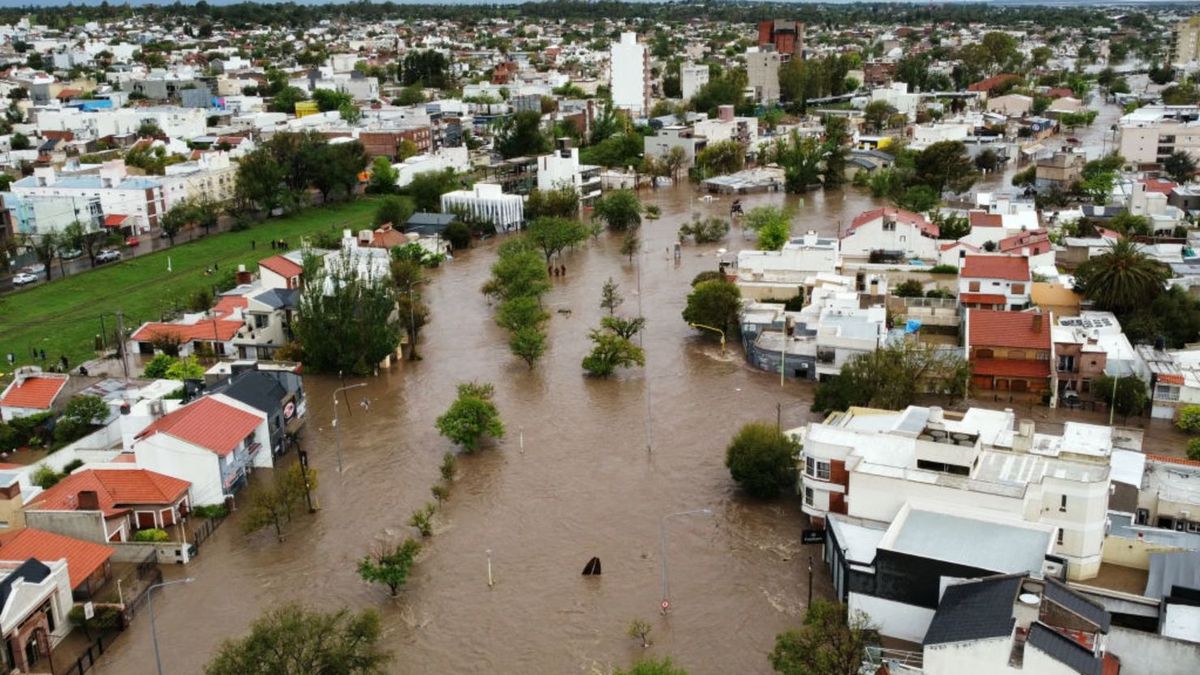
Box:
xmin=96 ymin=249 xmax=121 ymax=264
xmin=125 ymin=236 xmax=140 ymax=247
xmin=12 ymin=272 xmax=38 ymax=286
xmin=59 ymin=248 xmax=83 ymax=260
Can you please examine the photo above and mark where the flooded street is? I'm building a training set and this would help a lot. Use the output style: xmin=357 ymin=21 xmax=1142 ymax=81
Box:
xmin=89 ymin=99 xmax=1136 ymax=674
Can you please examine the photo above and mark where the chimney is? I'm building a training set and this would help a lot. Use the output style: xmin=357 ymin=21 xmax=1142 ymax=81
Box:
xmin=718 ymin=104 xmax=734 ymax=122
xmin=236 ymin=264 xmax=252 ymax=285
xmin=33 ymin=166 xmax=55 ymax=187
xmin=1013 ymin=419 xmax=1035 ymax=453
xmin=77 ymin=490 xmax=100 ymax=511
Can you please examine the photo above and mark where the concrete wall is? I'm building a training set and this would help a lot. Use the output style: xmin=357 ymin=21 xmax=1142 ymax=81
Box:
xmin=923 ymin=637 xmax=1015 ymax=675
xmin=1106 ymin=626 xmax=1200 ymax=675
xmin=849 ymin=592 xmax=936 ymax=643
xmin=1102 ymin=534 xmax=1183 ymax=570
xmin=110 ymin=541 xmax=191 ymax=565
xmin=24 ymin=510 xmax=106 ymax=542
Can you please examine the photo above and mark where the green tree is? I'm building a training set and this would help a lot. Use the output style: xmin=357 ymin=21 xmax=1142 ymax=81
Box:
xmin=1177 ymin=405 xmax=1200 ymax=433
xmin=294 ymin=252 xmax=403 ymax=374
xmin=496 ymin=295 xmax=549 ymax=332
xmin=393 ymin=261 xmax=430 ymax=361
xmin=435 ymin=383 xmax=505 ymax=452
xmin=592 ymin=189 xmax=642 ymax=232
xmin=204 ymin=604 xmax=390 ymax=675
xmin=931 ymin=211 xmax=970 ymax=240
xmin=358 ymin=538 xmax=421 ymax=596
xmin=1080 ymin=171 xmax=1115 ymax=204
xmin=242 ymin=464 xmax=319 ymax=541
xmin=862 ymin=101 xmax=896 ymax=132
xmin=311 ymin=88 xmax=353 ymax=112
xmin=509 ymin=326 xmax=547 ymax=369
xmin=894 ymin=185 xmax=939 ymax=212
xmin=915 ymin=141 xmax=978 ymax=194
xmin=268 ymin=86 xmax=309 ymax=114
xmin=10 ymin=132 xmax=30 ymax=150
xmin=367 ymin=156 xmax=399 ymax=195
xmin=404 ymin=168 xmax=459 ymax=212
xmin=494 ymin=110 xmax=550 ymax=158
xmin=694 ymin=139 xmax=745 ymax=177
xmin=524 ymin=186 xmax=580 ymax=220
xmin=600 ymin=277 xmax=623 ymax=315
xmin=811 ymin=343 xmax=970 ymax=414
xmin=400 ymin=50 xmax=452 ymax=89
xmin=1163 ymin=151 xmax=1197 ymax=185
xmin=893 ymin=280 xmax=924 ymax=298
xmin=234 ymin=149 xmax=287 ymax=212
xmin=165 ymin=355 xmax=205 ymax=380
xmin=1075 ymin=240 xmax=1168 ymax=314
xmin=725 ymin=422 xmax=798 ymax=499
xmin=769 ymin=599 xmax=875 ymax=675
xmin=615 ymin=658 xmax=689 ymax=675
xmin=600 ymin=315 xmax=645 ymax=340
xmin=526 ymin=216 xmax=589 ymax=262
xmin=1188 ymin=438 xmax=1200 ymax=462
xmin=22 ymin=232 xmax=59 ymax=281
xmin=682 ymin=278 xmax=742 ymax=336
xmin=482 ymin=244 xmax=551 ymax=301
xmin=62 ymin=219 xmax=108 ymax=267
xmin=1094 ymin=374 xmax=1148 ymax=421
xmin=158 ymin=203 xmax=193 ymax=247
xmin=627 ymin=617 xmax=653 ymax=648
xmin=744 ymin=206 xmax=791 ymax=251
xmin=1109 ymin=211 xmax=1150 ymax=237
xmin=582 ymin=329 xmax=645 ymax=378
xmin=62 ymin=395 xmax=109 ymax=426
xmin=375 ymin=195 xmax=415 ymax=227
xmin=142 ymin=354 xmax=175 ymax=378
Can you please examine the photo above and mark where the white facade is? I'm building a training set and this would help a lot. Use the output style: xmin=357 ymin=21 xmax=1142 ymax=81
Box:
xmin=680 ymin=63 xmax=709 ymax=100
xmin=33 ymin=105 xmax=207 ymax=141
xmin=610 ymin=32 xmax=649 ymax=117
xmin=1117 ymin=105 xmax=1200 ymax=166
xmin=839 ymin=211 xmax=939 ymax=261
xmin=159 ymin=151 xmax=237 ymax=210
xmin=536 ymin=147 xmax=601 ymax=202
xmin=9 ymin=161 xmax=166 ymax=232
xmin=394 ymin=146 xmax=470 ymax=189
xmin=440 ymin=183 xmax=524 ymax=230
xmin=0 ymin=559 xmax=72 ymax=642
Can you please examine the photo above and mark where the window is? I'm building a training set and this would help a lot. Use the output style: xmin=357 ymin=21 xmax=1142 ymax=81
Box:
xmin=882 ymin=219 xmax=895 ymax=231
xmin=805 ymin=457 xmax=831 ymax=480
xmin=254 ymin=314 xmax=269 ymax=328
xmin=804 ymin=487 xmax=814 ymax=506
xmin=1155 ymin=384 xmax=1180 ymax=401
xmin=969 ymin=281 xmax=981 ymax=292
xmin=1057 ymin=355 xmax=1075 ymax=372
xmin=1012 ymin=284 xmax=1025 ymax=295
xmin=1059 ymin=494 xmax=1068 ymax=512
xmin=1056 ymin=529 xmax=1064 ymax=545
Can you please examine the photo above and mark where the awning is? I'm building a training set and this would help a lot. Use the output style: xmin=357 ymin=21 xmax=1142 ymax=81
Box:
xmin=1020 ymin=143 xmax=1044 ymax=156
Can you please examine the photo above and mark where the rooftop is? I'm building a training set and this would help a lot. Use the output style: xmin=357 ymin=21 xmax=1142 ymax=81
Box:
xmin=0 ymin=528 xmax=114 ymax=590
xmin=961 ymin=254 xmax=1031 ymax=281
xmin=0 ymin=373 xmax=68 ymax=411
xmin=969 ymin=309 xmax=1051 ymax=350
xmin=28 ymin=468 xmax=191 ymax=518
xmin=881 ymin=506 xmax=1053 ymax=576
xmin=135 ymin=395 xmax=263 ymax=456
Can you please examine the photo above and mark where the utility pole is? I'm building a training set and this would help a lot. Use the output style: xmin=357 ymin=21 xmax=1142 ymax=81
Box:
xmin=332 ymin=382 xmax=368 ymax=473
xmin=115 ymin=310 xmax=129 ymax=382
xmin=636 ymin=242 xmax=652 ymax=454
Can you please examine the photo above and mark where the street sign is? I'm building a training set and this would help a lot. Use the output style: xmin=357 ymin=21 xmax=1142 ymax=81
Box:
xmin=283 ymin=401 xmax=296 ymax=420
xmin=661 ymin=599 xmax=670 ymax=611
xmin=83 ymin=602 xmax=94 ymax=620
xmin=801 ymin=529 xmax=825 ymax=545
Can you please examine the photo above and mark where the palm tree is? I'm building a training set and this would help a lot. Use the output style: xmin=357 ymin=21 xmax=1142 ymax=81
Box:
xmin=1079 ymin=240 xmax=1168 ymax=313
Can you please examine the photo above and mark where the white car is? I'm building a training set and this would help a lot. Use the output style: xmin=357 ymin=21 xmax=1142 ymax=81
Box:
xmin=12 ymin=272 xmax=38 ymax=286
xmin=96 ymin=249 xmax=121 ymax=264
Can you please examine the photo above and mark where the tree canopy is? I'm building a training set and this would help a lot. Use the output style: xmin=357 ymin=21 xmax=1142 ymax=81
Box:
xmin=204 ymin=604 xmax=390 ymax=675
xmin=725 ymin=423 xmax=799 ymax=499
xmin=770 ymin=599 xmax=875 ymax=675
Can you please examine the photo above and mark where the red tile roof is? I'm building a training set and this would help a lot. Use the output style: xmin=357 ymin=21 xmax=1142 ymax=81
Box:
xmin=103 ymin=214 xmax=128 ymax=228
xmin=130 ymin=319 xmax=243 ymax=343
xmin=136 ymin=396 xmax=262 ymax=456
xmin=971 ymin=358 xmax=1051 ymax=378
xmin=258 ymin=255 xmax=303 ymax=278
xmin=961 ymin=255 xmax=1030 ymax=282
xmin=0 ymin=528 xmax=114 ymax=590
xmin=1000 ymin=230 xmax=1052 ymax=256
xmin=969 ymin=310 xmax=1052 ymax=350
xmin=0 ymin=375 xmax=68 ymax=411
xmin=847 ymin=207 xmax=938 ymax=238
xmin=968 ymin=211 xmax=1003 ymax=227
xmin=960 ymin=293 xmax=1008 ymax=305
xmin=968 ymin=74 xmax=1020 ymax=93
xmin=940 ymin=241 xmax=981 ymax=252
xmin=28 ymin=469 xmax=191 ymax=518
xmin=1145 ymin=452 xmax=1200 ymax=468
xmin=1140 ymin=178 xmax=1178 ymax=195
xmin=212 ymin=295 xmax=248 ymax=317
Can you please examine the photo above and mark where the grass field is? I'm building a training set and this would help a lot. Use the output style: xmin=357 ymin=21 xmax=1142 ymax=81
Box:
xmin=0 ymin=199 xmax=378 ymax=373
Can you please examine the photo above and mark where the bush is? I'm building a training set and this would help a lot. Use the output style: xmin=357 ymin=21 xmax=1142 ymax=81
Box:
xmin=68 ymin=604 xmax=122 ymax=636
xmin=929 ymin=264 xmax=959 ymax=275
xmin=133 ymin=528 xmax=169 ymax=542
xmin=375 ymin=195 xmax=416 ymax=228
xmin=32 ymin=465 xmax=64 ymax=489
xmin=143 ymin=353 xmax=175 ymax=378
xmin=53 ymin=418 xmax=87 ymax=444
xmin=1177 ymin=405 xmax=1200 ymax=434
xmin=725 ymin=423 xmax=799 ymax=499
xmin=691 ymin=270 xmax=724 ymax=287
xmin=62 ymin=458 xmax=84 ymax=474
xmin=191 ymin=504 xmax=228 ymax=519
xmin=443 ymin=222 xmax=471 ymax=250
xmin=893 ymin=280 xmax=924 ymax=297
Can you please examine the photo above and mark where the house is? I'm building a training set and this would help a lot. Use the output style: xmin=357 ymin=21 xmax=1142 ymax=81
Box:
xmin=1051 ymin=319 xmax=1108 ymax=401
xmin=0 ymin=528 xmax=114 ymax=600
xmin=440 ymin=183 xmax=523 ymax=231
xmin=132 ymin=394 xmax=271 ymax=506
xmin=839 ymin=207 xmax=939 ymax=261
xmin=24 ymin=468 xmax=192 ymax=544
xmin=824 ymin=503 xmax=1060 ymax=642
xmin=959 ymin=255 xmax=1032 ymax=310
xmin=998 ymin=229 xmax=1054 ymax=268
xmin=966 ymin=309 xmax=1053 ymax=396
xmin=128 ymin=297 xmax=245 ymax=359
xmin=1036 ymin=151 xmax=1086 ymax=191
xmin=734 ymin=232 xmax=840 ymax=300
xmin=0 ymin=559 xmax=72 ymax=673
xmin=0 ymin=369 xmax=68 ymax=422
xmin=987 ymin=93 xmax=1034 ymax=118
xmin=1031 ymin=283 xmax=1081 ymax=319
xmin=536 ymin=141 xmax=602 ymax=204
xmin=1046 ymin=97 xmax=1085 ymax=116
xmin=968 ymin=74 xmax=1022 ymax=97
xmin=922 ymin=574 xmax=1115 ymax=675
xmin=257 ymin=253 xmax=304 ymax=291
xmin=210 ymin=362 xmax=306 ymax=457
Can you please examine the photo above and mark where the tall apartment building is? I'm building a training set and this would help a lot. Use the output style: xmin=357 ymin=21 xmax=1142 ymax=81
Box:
xmin=1117 ymin=104 xmax=1200 ymax=166
xmin=680 ymin=62 xmax=709 ymax=100
xmin=746 ymin=47 xmax=782 ymax=104
xmin=610 ymin=32 xmax=650 ymax=117
xmin=757 ymin=19 xmax=804 ymax=59
xmin=1172 ymin=15 xmax=1200 ymax=65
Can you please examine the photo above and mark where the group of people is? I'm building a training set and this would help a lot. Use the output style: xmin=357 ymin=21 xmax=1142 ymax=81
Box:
xmin=549 ymin=264 xmax=568 ymax=277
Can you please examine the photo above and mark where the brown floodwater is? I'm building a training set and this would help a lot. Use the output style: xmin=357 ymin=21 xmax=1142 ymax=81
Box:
xmin=89 ymin=99 xmax=1128 ymax=675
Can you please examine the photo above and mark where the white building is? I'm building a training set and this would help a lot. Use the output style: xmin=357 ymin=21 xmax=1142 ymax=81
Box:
xmin=794 ymin=405 xmax=1117 ymax=580
xmin=393 ymin=146 xmax=470 ymax=189
xmin=734 ymin=232 xmax=840 ymax=300
xmin=680 ymin=62 xmax=709 ymax=100
xmin=535 ymin=145 xmax=601 ymax=203
xmin=1117 ymin=105 xmax=1200 ymax=166
xmin=839 ymin=207 xmax=940 ymax=261
xmin=131 ymin=394 xmax=272 ymax=506
xmin=959 ymin=254 xmax=1033 ymax=311
xmin=159 ymin=151 xmax=237 ymax=210
xmin=8 ymin=161 xmax=166 ymax=233
xmin=610 ymin=32 xmax=650 ymax=117
xmin=441 ymin=183 xmax=524 ymax=231
xmin=745 ymin=47 xmax=782 ymax=104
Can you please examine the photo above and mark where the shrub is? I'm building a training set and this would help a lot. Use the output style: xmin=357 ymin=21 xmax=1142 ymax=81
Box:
xmin=444 ymin=222 xmax=471 ymax=250
xmin=929 ymin=264 xmax=959 ymax=275
xmin=691 ymin=270 xmax=724 ymax=287
xmin=440 ymin=452 xmax=457 ymax=481
xmin=32 ymin=465 xmax=64 ymax=489
xmin=53 ymin=418 xmax=87 ymax=444
xmin=725 ymin=423 xmax=799 ymax=499
xmin=133 ymin=526 xmax=169 ymax=540
xmin=409 ymin=503 xmax=435 ymax=536
xmin=1189 ymin=438 xmax=1200 ymax=462
xmin=191 ymin=504 xmax=228 ymax=519
xmin=61 ymin=459 xmax=84 ymax=474
xmin=143 ymin=353 xmax=175 ymax=378
xmin=893 ymin=280 xmax=925 ymax=297
xmin=1177 ymin=405 xmax=1200 ymax=434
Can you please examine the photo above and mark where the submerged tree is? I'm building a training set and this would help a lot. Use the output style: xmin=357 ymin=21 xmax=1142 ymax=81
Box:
xmin=435 ymin=382 xmax=505 ymax=452
xmin=769 ymin=600 xmax=875 ymax=675
xmin=358 ymin=538 xmax=421 ymax=597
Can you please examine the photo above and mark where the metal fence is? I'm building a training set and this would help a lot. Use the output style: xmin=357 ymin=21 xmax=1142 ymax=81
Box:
xmin=58 ymin=633 xmax=116 ymax=675
xmin=191 ymin=512 xmax=227 ymax=551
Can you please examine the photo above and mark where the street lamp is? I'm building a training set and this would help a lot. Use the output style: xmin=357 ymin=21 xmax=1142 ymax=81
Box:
xmin=687 ymin=322 xmax=726 ymax=356
xmin=660 ymin=508 xmax=713 ymax=614
xmin=148 ymin=577 xmax=195 ymax=675
xmin=332 ymin=381 xmax=368 ymax=473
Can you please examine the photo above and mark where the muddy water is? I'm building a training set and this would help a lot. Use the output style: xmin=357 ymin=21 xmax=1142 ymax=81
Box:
xmin=90 ymin=103 xmax=1129 ymax=674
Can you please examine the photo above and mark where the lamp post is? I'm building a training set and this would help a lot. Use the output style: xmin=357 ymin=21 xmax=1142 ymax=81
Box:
xmin=807 ymin=556 xmax=814 ymax=607
xmin=687 ymin=322 xmax=726 ymax=356
xmin=332 ymin=382 xmax=368 ymax=473
xmin=660 ymin=508 xmax=713 ymax=614
xmin=148 ymin=577 xmax=195 ymax=675
xmin=297 ymin=445 xmax=316 ymax=513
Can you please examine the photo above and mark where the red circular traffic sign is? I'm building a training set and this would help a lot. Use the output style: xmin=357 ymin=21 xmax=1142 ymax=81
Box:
xmin=661 ymin=599 xmax=670 ymax=611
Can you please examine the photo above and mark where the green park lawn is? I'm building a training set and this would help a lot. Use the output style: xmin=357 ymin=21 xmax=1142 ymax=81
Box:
xmin=0 ymin=199 xmax=378 ymax=374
